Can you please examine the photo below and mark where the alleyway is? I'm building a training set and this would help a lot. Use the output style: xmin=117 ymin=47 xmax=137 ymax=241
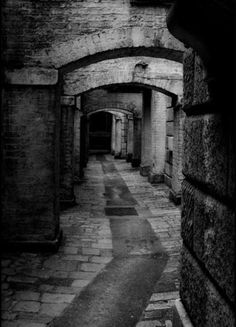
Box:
xmin=1 ymin=155 xmax=181 ymax=327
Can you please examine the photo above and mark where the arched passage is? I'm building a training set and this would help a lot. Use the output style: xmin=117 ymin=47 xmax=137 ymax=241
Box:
xmin=2 ymin=1 xmax=185 ymax=249
xmin=63 ymin=57 xmax=183 ymax=98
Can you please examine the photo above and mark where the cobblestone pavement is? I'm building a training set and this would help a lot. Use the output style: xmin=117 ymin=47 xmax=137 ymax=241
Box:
xmin=1 ymin=155 xmax=181 ymax=327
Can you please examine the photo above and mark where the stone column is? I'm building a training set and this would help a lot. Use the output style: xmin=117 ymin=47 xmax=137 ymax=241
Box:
xmin=148 ymin=92 xmax=168 ymax=184
xmin=140 ymin=89 xmax=152 ymax=176
xmin=114 ymin=116 xmax=122 ymax=159
xmin=120 ymin=113 xmax=127 ymax=158
xmin=79 ymin=114 xmax=89 ymax=178
xmin=1 ymin=68 xmax=61 ymax=251
xmin=60 ymin=96 xmax=76 ymax=207
xmin=111 ymin=114 xmax=116 ymax=155
xmin=126 ymin=114 xmax=134 ymax=162
xmin=74 ymin=96 xmax=82 ymax=183
xmin=169 ymin=103 xmax=185 ymax=204
xmin=131 ymin=116 xmax=142 ymax=167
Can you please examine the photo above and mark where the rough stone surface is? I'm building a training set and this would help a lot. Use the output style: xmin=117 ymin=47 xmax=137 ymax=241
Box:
xmin=180 ymin=246 xmax=235 ymax=327
xmin=63 ymin=57 xmax=182 ymax=96
xmin=183 ymin=114 xmax=229 ymax=199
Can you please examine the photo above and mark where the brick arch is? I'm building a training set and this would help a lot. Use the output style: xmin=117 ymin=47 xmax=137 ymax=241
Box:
xmin=63 ymin=57 xmax=183 ymax=98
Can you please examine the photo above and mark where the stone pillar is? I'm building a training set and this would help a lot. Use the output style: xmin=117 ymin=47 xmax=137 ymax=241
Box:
xmin=120 ymin=114 xmax=127 ymax=158
xmin=169 ymin=103 xmax=185 ymax=205
xmin=148 ymin=92 xmax=168 ymax=184
xmin=131 ymin=116 xmax=142 ymax=167
xmin=140 ymin=89 xmax=152 ymax=176
xmin=111 ymin=114 xmax=116 ymax=155
xmin=60 ymin=96 xmax=76 ymax=208
xmin=1 ymin=68 xmax=61 ymax=251
xmin=114 ymin=116 xmax=122 ymax=159
xmin=74 ymin=96 xmax=82 ymax=183
xmin=126 ymin=114 xmax=134 ymax=162
xmin=80 ymin=114 xmax=89 ymax=178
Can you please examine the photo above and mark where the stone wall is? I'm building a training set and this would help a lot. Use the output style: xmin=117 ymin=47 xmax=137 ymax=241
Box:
xmin=83 ymin=89 xmax=143 ymax=117
xmin=179 ymin=49 xmax=235 ymax=326
xmin=1 ymin=85 xmax=60 ymax=248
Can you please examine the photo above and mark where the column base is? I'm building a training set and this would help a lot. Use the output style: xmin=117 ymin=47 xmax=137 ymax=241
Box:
xmin=126 ymin=153 xmax=133 ymax=162
xmin=169 ymin=189 xmax=181 ymax=205
xmin=140 ymin=165 xmax=151 ymax=177
xmin=111 ymin=150 xmax=115 ymax=155
xmin=164 ymin=174 xmax=172 ymax=188
xmin=114 ymin=152 xmax=122 ymax=159
xmin=1 ymin=229 xmax=63 ymax=253
xmin=148 ymin=172 xmax=164 ymax=184
xmin=131 ymin=158 xmax=141 ymax=167
xmin=173 ymin=299 xmax=193 ymax=327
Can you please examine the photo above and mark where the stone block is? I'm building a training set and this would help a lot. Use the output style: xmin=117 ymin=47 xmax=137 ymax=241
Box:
xmin=193 ymin=190 xmax=235 ymax=303
xmin=167 ymin=108 xmax=174 ymax=122
xmin=172 ymin=299 xmax=193 ymax=327
xmin=164 ymin=174 xmax=172 ymax=188
xmin=180 ymin=246 xmax=235 ymax=327
xmin=183 ymin=49 xmax=195 ymax=107
xmin=12 ymin=301 xmax=40 ymax=313
xmin=183 ymin=114 xmax=228 ymax=199
xmin=181 ymin=181 xmax=235 ymax=303
xmin=193 ymin=54 xmax=210 ymax=105
xmin=40 ymin=303 xmax=68 ymax=317
xmin=166 ymin=122 xmax=174 ymax=136
xmin=140 ymin=165 xmax=151 ymax=177
xmin=181 ymin=180 xmax=194 ymax=250
xmin=148 ymin=172 xmax=164 ymax=184
xmin=41 ymin=293 xmax=75 ymax=303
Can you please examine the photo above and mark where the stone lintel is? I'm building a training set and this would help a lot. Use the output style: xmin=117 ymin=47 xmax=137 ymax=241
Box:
xmin=5 ymin=67 xmax=58 ymax=85
xmin=61 ymin=95 xmax=75 ymax=106
xmin=173 ymin=299 xmax=194 ymax=327
xmin=169 ymin=189 xmax=182 ymax=205
xmin=1 ymin=229 xmax=63 ymax=253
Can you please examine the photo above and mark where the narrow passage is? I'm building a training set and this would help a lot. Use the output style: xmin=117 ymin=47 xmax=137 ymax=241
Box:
xmin=51 ymin=155 xmax=180 ymax=327
xmin=1 ymin=155 xmax=181 ymax=327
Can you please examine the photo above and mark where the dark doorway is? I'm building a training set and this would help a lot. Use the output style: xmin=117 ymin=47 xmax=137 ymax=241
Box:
xmin=89 ymin=112 xmax=112 ymax=154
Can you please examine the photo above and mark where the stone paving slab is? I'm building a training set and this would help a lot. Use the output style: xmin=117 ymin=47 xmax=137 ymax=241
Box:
xmin=1 ymin=155 xmax=181 ymax=326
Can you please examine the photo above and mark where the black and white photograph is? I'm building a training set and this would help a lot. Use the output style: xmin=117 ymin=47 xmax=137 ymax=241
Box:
xmin=1 ymin=0 xmax=235 ymax=326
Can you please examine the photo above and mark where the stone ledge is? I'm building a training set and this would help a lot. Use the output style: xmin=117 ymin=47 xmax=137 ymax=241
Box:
xmin=173 ymin=299 xmax=193 ymax=327
xmin=4 ymin=67 xmax=58 ymax=85
xmin=0 ymin=229 xmax=63 ymax=253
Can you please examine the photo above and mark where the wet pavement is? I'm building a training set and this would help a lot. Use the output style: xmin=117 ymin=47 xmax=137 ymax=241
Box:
xmin=1 ymin=155 xmax=181 ymax=327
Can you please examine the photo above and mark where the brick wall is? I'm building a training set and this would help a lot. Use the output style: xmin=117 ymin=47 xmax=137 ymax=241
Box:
xmin=2 ymin=0 xmax=183 ymax=69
